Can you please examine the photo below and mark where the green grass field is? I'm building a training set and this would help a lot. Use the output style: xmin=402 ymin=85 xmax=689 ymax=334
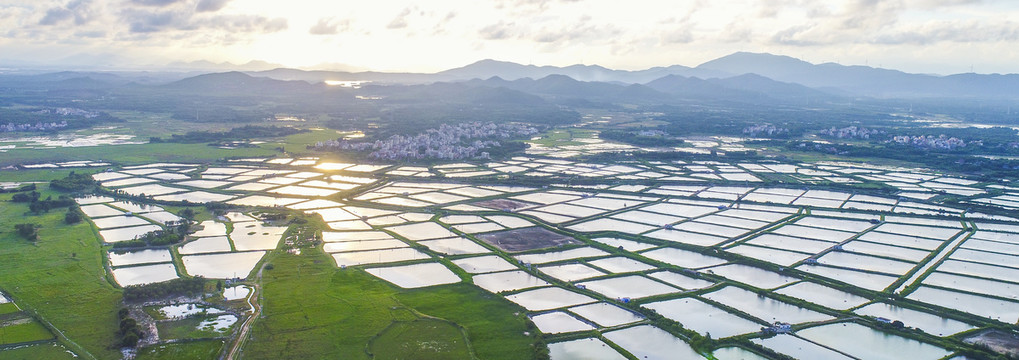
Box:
xmin=0 ymin=185 xmax=123 ymax=359
xmin=396 ymin=285 xmax=539 ymax=360
xmin=0 ymin=342 xmax=78 ymax=359
xmin=368 ymin=318 xmax=472 ymax=360
xmin=135 ymin=339 xmax=225 ymax=360
xmin=156 ymin=315 xmax=236 ymax=340
xmin=0 ymin=303 xmax=19 ymax=315
xmin=243 ymin=251 xmax=536 ymax=360
xmin=527 ymin=129 xmax=599 ymax=147
xmin=0 ymin=320 xmax=54 ymax=345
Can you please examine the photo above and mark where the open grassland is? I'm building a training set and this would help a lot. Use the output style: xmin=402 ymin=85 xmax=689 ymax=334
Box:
xmin=368 ymin=318 xmax=473 ymax=360
xmin=0 ymin=342 xmax=78 ymax=359
xmin=243 ymin=251 xmax=536 ymax=360
xmin=0 ymin=321 xmax=53 ymax=345
xmin=396 ymin=285 xmax=539 ymax=360
xmin=156 ymin=316 xmax=234 ymax=341
xmin=135 ymin=339 xmax=225 ymax=360
xmin=0 ymin=185 xmax=123 ymax=359
xmin=527 ymin=128 xmax=599 ymax=147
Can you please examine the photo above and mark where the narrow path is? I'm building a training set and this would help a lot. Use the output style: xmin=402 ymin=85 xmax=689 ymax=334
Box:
xmin=224 ymin=266 xmax=265 ymax=360
xmin=893 ymin=227 xmax=973 ymax=295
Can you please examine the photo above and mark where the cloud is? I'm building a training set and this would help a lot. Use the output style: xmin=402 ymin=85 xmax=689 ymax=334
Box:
xmin=387 ymin=7 xmax=412 ymax=29
xmin=130 ymin=0 xmax=185 ymax=6
xmin=479 ymin=21 xmax=515 ymax=40
xmin=309 ymin=17 xmax=350 ymax=35
xmin=122 ymin=7 xmax=287 ymax=34
xmin=38 ymin=0 xmax=97 ymax=26
xmin=195 ymin=0 xmax=231 ymax=13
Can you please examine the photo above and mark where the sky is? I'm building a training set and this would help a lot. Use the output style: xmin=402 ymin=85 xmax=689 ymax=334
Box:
xmin=1 ymin=0 xmax=1019 ymax=74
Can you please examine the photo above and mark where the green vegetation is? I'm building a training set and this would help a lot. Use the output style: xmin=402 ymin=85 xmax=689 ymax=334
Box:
xmin=150 ymin=125 xmax=308 ymax=144
xmin=122 ymin=277 xmax=206 ymax=302
xmin=0 ymin=184 xmax=123 ymax=359
xmin=0 ymin=320 xmax=53 ymax=345
xmin=135 ymin=340 xmax=225 ymax=360
xmin=527 ymin=128 xmax=599 ymax=147
xmin=156 ymin=315 xmax=235 ymax=340
xmin=368 ymin=318 xmax=472 ymax=360
xmin=49 ymin=172 xmax=98 ymax=192
xmin=0 ymin=342 xmax=78 ymax=359
xmin=396 ymin=285 xmax=541 ymax=360
xmin=245 ymin=251 xmax=536 ymax=360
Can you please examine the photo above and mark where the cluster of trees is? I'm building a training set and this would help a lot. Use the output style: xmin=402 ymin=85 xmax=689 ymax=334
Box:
xmin=12 ymin=191 xmax=77 ymax=213
xmin=50 ymin=172 xmax=98 ymax=192
xmin=65 ymin=206 xmax=82 ymax=224
xmin=117 ymin=308 xmax=143 ymax=348
xmin=0 ymin=107 xmax=121 ymax=132
xmin=0 ymin=183 xmax=35 ymax=194
xmin=122 ymin=277 xmax=206 ymax=302
xmin=149 ymin=125 xmax=307 ymax=144
xmin=112 ymin=221 xmax=189 ymax=249
xmin=14 ymin=223 xmax=39 ymax=241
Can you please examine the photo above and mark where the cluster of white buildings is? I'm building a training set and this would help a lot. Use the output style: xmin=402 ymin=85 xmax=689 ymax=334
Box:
xmin=35 ymin=107 xmax=100 ymax=118
xmin=818 ymin=126 xmax=885 ymax=139
xmin=743 ymin=124 xmax=788 ymax=137
xmin=315 ymin=122 xmax=539 ymax=160
xmin=890 ymin=134 xmax=970 ymax=150
xmin=1 ymin=120 xmax=69 ymax=132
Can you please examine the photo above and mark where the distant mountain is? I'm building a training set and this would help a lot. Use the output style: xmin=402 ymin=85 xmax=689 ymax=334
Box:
xmin=161 ymin=71 xmax=319 ymax=94
xmin=439 ymin=59 xmax=728 ymax=83
xmin=166 ymin=60 xmax=286 ymax=72
xmin=694 ymin=52 xmax=1019 ymax=98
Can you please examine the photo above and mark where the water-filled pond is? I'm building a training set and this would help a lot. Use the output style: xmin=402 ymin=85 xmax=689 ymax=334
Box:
xmin=365 ymin=262 xmax=461 ymax=289
xmin=643 ymin=297 xmax=762 ymax=338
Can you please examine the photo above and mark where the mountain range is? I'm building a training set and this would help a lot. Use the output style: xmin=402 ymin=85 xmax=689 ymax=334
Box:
xmin=5 ymin=52 xmax=1019 ymax=102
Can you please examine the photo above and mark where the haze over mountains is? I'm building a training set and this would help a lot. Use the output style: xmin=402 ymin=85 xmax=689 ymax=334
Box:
xmin=4 ymin=52 xmax=1019 ymax=102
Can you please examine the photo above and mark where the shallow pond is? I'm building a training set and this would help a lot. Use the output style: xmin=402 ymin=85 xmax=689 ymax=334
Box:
xmin=514 ymin=247 xmax=609 ymax=265
xmin=178 ymin=236 xmax=232 ymax=255
xmin=855 ymin=302 xmax=974 ymax=336
xmin=643 ymin=297 xmax=762 ymax=338
xmin=701 ymin=286 xmax=832 ymax=324
xmin=472 ymin=270 xmax=550 ymax=293
xmin=577 ymin=275 xmax=678 ymax=299
xmin=567 ymin=218 xmax=655 ymax=235
xmin=323 ymin=239 xmax=408 ymax=253
xmin=182 ymin=251 xmax=265 ymax=279
xmin=774 ymin=281 xmax=869 ymax=310
xmin=450 ymin=255 xmax=517 ymax=274
xmin=539 ymin=263 xmax=606 ymax=282
xmin=108 ymin=249 xmax=173 ymax=267
xmin=817 ymin=251 xmax=916 ymax=275
xmin=330 ymin=248 xmax=430 ymax=267
xmin=753 ymin=334 xmax=854 ymax=360
xmin=908 ymin=286 xmax=1019 ymax=322
xmin=548 ymin=338 xmax=627 ymax=360
xmin=530 ymin=312 xmax=595 ymax=334
xmin=797 ymin=322 xmax=950 ymax=360
xmin=587 ymin=257 xmax=655 ymax=273
xmin=99 ymin=225 xmax=162 ymax=243
xmin=602 ymin=325 xmax=701 ymax=360
xmin=567 ymin=302 xmax=642 ymax=327
xmin=418 ymin=237 xmax=491 ymax=255
xmin=365 ymin=262 xmax=461 ymax=289
xmin=385 ymin=222 xmax=458 ymax=241
xmin=644 ymin=229 xmax=727 ymax=246
xmin=504 ymin=287 xmax=597 ymax=311
xmin=726 ymin=244 xmax=810 ymax=266
xmin=795 ymin=265 xmax=898 ymax=292
xmin=111 ymin=263 xmax=179 ymax=286
xmin=223 ymin=286 xmax=251 ymax=301
xmin=703 ymin=264 xmax=798 ymax=289
xmin=639 ymin=247 xmax=726 ymax=269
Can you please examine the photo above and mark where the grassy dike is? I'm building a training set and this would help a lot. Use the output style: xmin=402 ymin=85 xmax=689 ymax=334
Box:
xmin=242 ymin=250 xmax=539 ymax=360
xmin=0 ymin=185 xmax=123 ymax=359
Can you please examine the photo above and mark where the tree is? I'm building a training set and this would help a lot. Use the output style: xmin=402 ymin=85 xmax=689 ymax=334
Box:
xmin=65 ymin=207 xmax=82 ymax=224
xmin=14 ymin=223 xmax=39 ymax=241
